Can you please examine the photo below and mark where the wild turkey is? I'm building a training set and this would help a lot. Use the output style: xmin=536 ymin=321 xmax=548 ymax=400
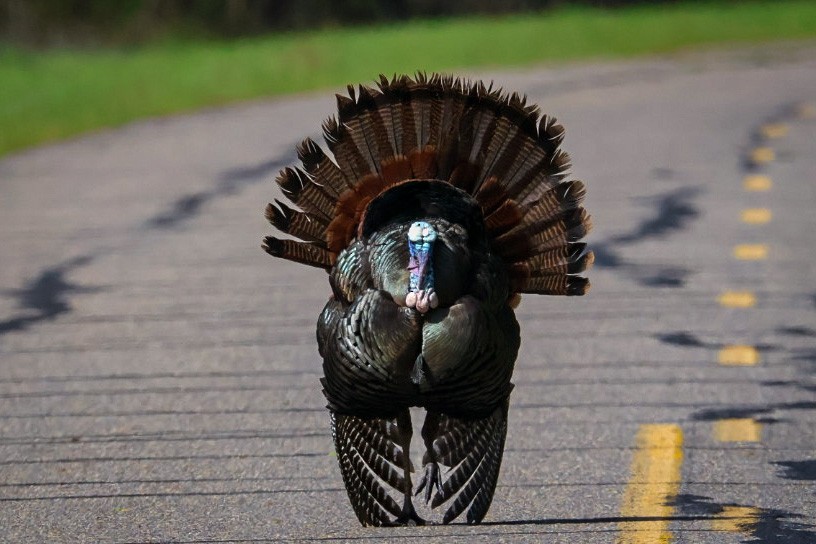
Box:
xmin=263 ymin=74 xmax=592 ymax=525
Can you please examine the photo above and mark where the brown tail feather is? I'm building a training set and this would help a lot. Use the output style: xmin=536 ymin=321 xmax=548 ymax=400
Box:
xmin=265 ymin=200 xmax=327 ymax=245
xmin=296 ymin=137 xmax=353 ymax=197
xmin=495 ymin=208 xmax=592 ymax=262
xmin=508 ymin=245 xmax=594 ymax=295
xmin=510 ymin=244 xmax=593 ymax=276
xmin=263 ymin=236 xmax=335 ymax=269
xmin=264 ymin=73 xmax=590 ymax=297
xmin=520 ymin=275 xmax=590 ymax=296
xmin=275 ymin=167 xmax=334 ymax=224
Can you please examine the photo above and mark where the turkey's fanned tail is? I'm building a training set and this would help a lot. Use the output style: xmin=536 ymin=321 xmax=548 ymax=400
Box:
xmin=264 ymin=73 xmax=591 ymax=296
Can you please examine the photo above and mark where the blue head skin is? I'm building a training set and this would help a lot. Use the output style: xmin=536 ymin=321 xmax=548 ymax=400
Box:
xmin=406 ymin=221 xmax=439 ymax=313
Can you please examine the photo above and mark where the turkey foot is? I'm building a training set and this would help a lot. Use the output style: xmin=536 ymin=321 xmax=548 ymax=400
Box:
xmin=415 ymin=462 xmax=443 ymax=504
xmin=405 ymin=288 xmax=439 ymax=314
xmin=389 ymin=498 xmax=426 ymax=526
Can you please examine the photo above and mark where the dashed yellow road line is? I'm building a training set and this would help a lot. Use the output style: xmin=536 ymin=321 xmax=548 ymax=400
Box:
xmin=760 ymin=123 xmax=788 ymax=139
xmin=718 ymin=345 xmax=760 ymax=366
xmin=712 ymin=505 xmax=761 ymax=533
xmin=713 ymin=418 xmax=763 ymax=442
xmin=718 ymin=291 xmax=756 ymax=308
xmin=617 ymin=424 xmax=684 ymax=544
xmin=749 ymin=147 xmax=775 ymax=165
xmin=743 ymin=175 xmax=772 ymax=191
xmin=733 ymin=244 xmax=768 ymax=260
xmin=797 ymin=103 xmax=815 ymax=119
xmin=741 ymin=208 xmax=772 ymax=224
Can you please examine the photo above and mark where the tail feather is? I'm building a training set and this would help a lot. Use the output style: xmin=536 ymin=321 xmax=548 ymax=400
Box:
xmin=526 ymin=243 xmax=595 ymax=276
xmin=408 ymin=146 xmax=438 ymax=179
xmin=275 ymin=167 xmax=334 ymax=224
xmin=484 ymin=198 xmax=524 ymax=236
xmin=507 ymin=242 xmax=593 ymax=296
xmin=496 ymin=208 xmax=592 ymax=261
xmin=372 ymin=75 xmax=402 ymax=155
xmin=518 ymin=274 xmax=590 ymax=296
xmin=520 ymin=179 xmax=586 ymax=224
xmin=265 ymin=200 xmax=326 ymax=245
xmin=397 ymin=80 xmax=419 ymax=153
xmin=338 ymin=86 xmax=391 ymax=176
xmin=264 ymin=73 xmax=591 ymax=295
xmin=262 ymin=236 xmax=335 ymax=268
xmin=296 ymin=137 xmax=352 ymax=197
xmin=323 ymin=115 xmax=371 ymax=183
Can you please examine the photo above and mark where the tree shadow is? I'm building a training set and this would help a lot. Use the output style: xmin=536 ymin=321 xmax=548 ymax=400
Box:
xmin=145 ymin=153 xmax=295 ymax=230
xmin=0 ymin=254 xmax=101 ymax=337
xmin=591 ymin=186 xmax=702 ymax=288
xmin=671 ymin=494 xmax=815 ymax=544
xmin=655 ymin=331 xmax=778 ymax=353
xmin=773 ymin=460 xmax=816 ymax=482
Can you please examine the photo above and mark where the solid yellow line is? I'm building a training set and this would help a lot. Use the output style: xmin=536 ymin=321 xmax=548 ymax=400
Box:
xmin=733 ymin=244 xmax=768 ymax=260
xmin=743 ymin=175 xmax=772 ymax=192
xmin=718 ymin=291 xmax=756 ymax=308
xmin=760 ymin=123 xmax=788 ymax=139
xmin=617 ymin=424 xmax=684 ymax=544
xmin=750 ymin=147 xmax=775 ymax=164
xmin=718 ymin=345 xmax=760 ymax=366
xmin=713 ymin=419 xmax=763 ymax=443
xmin=741 ymin=208 xmax=772 ymax=224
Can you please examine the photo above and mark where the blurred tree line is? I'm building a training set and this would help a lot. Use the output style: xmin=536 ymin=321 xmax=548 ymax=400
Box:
xmin=1 ymin=0 xmax=681 ymax=46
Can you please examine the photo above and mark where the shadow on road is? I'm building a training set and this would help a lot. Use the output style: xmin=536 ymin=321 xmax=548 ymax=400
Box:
xmin=1 ymin=151 xmax=296 ymax=338
xmin=0 ymin=254 xmax=100 ymax=337
xmin=774 ymin=460 xmax=816 ymax=482
xmin=592 ymin=185 xmax=702 ymax=288
xmin=671 ymin=494 xmax=815 ymax=544
xmin=145 ymin=154 xmax=294 ymax=230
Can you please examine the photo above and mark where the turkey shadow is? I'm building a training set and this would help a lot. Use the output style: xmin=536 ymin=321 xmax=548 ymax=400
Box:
xmin=480 ymin=513 xmax=718 ymax=527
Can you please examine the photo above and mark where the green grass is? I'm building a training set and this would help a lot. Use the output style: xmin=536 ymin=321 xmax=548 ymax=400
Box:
xmin=2 ymin=0 xmax=816 ymax=157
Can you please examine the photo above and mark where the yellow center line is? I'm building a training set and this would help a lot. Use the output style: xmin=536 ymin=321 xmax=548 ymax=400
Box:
xmin=733 ymin=244 xmax=768 ymax=260
xmin=743 ymin=175 xmax=772 ymax=192
xmin=750 ymin=147 xmax=775 ymax=165
xmin=712 ymin=505 xmax=761 ymax=533
xmin=797 ymin=103 xmax=815 ymax=119
xmin=718 ymin=345 xmax=760 ymax=366
xmin=759 ymin=123 xmax=788 ymax=139
xmin=713 ymin=418 xmax=763 ymax=443
xmin=617 ymin=424 xmax=684 ymax=544
xmin=741 ymin=208 xmax=772 ymax=224
xmin=718 ymin=291 xmax=756 ymax=308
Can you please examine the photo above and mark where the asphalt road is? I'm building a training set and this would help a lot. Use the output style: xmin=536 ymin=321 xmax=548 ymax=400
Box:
xmin=1 ymin=44 xmax=815 ymax=543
